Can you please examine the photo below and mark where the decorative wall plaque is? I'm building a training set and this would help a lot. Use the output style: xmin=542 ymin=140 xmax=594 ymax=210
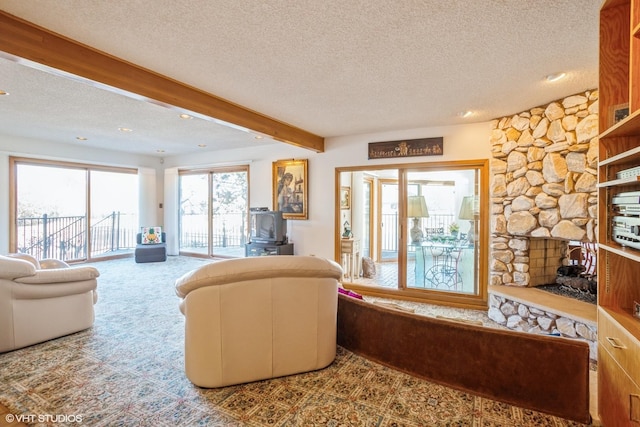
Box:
xmin=368 ymin=137 xmax=443 ymax=159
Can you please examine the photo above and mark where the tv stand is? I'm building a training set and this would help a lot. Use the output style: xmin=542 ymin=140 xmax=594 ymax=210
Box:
xmin=245 ymin=242 xmax=293 ymax=257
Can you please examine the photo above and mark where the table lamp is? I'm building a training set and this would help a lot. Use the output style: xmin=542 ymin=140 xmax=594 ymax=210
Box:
xmin=459 ymin=195 xmax=478 ymax=244
xmin=407 ymin=195 xmax=429 ymax=244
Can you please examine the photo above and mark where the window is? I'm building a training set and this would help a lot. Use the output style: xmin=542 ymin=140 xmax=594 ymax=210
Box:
xmin=11 ymin=158 xmax=138 ymax=261
xmin=336 ymin=160 xmax=488 ymax=308
xmin=178 ymin=166 xmax=249 ymax=257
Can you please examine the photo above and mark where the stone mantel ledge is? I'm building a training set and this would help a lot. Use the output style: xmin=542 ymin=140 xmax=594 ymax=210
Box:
xmin=488 ymin=284 xmax=596 ymax=327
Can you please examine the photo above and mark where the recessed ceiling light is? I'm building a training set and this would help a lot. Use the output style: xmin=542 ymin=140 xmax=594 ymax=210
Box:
xmin=0 ymin=90 xmax=8 ymax=96
xmin=255 ymin=135 xmax=264 ymax=139
xmin=179 ymin=113 xmax=193 ymax=120
xmin=545 ymin=72 xmax=566 ymax=82
xmin=118 ymin=127 xmax=133 ymax=132
xmin=458 ymin=111 xmax=473 ymax=118
xmin=76 ymin=136 xmax=87 ymax=141
xmin=198 ymin=144 xmax=207 ymax=148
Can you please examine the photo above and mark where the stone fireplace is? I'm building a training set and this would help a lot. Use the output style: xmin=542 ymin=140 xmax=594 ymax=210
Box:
xmin=487 ymin=90 xmax=599 ymax=359
xmin=529 ymin=238 xmax=567 ymax=286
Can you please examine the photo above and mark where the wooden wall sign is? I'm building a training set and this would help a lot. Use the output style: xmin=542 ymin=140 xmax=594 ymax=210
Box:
xmin=368 ymin=137 xmax=444 ymax=159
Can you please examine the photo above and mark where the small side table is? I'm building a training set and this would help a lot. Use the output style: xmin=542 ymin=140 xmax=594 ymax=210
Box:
xmin=340 ymin=238 xmax=361 ymax=281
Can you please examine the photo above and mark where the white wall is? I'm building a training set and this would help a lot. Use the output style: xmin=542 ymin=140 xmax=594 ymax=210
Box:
xmin=0 ymin=122 xmax=491 ymax=257
xmin=165 ymin=121 xmax=493 ymax=259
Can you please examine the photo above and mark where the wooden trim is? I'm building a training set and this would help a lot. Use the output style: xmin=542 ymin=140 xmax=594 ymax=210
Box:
xmin=9 ymin=156 xmax=138 ymax=259
xmin=10 ymin=156 xmax=137 ymax=174
xmin=178 ymin=165 xmax=249 ymax=175
xmin=0 ymin=11 xmax=324 ymax=153
xmin=8 ymin=158 xmax=17 ymax=253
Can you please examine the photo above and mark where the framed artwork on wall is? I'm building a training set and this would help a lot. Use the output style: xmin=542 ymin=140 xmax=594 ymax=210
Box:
xmin=340 ymin=187 xmax=351 ymax=210
xmin=273 ymin=159 xmax=308 ymax=220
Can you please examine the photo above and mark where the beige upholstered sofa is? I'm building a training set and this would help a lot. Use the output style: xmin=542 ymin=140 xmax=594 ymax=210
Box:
xmin=0 ymin=253 xmax=100 ymax=353
xmin=175 ymin=255 xmax=343 ymax=388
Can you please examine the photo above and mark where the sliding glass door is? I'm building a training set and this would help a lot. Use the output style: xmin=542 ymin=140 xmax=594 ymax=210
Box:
xmin=89 ymin=170 xmax=139 ymax=258
xmin=12 ymin=158 xmax=138 ymax=261
xmin=179 ymin=166 xmax=248 ymax=258
xmin=179 ymin=173 xmax=209 ymax=255
xmin=336 ymin=160 xmax=487 ymax=308
xmin=405 ymin=167 xmax=480 ymax=296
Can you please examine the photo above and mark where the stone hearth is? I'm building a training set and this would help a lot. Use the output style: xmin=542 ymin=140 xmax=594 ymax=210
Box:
xmin=488 ymin=285 xmax=597 ymax=360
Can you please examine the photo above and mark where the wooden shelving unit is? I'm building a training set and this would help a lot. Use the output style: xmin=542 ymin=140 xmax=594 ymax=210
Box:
xmin=598 ymin=0 xmax=640 ymax=424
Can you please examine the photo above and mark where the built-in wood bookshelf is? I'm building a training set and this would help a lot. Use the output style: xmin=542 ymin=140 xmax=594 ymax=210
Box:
xmin=597 ymin=0 xmax=640 ymax=424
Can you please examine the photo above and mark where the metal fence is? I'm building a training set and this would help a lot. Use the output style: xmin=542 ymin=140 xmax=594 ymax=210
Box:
xmin=180 ymin=212 xmax=248 ymax=250
xmin=16 ymin=211 xmax=457 ymax=261
xmin=16 ymin=212 xmax=137 ymax=261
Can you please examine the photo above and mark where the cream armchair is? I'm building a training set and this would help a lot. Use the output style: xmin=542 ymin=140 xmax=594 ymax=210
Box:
xmin=0 ymin=254 xmax=99 ymax=353
xmin=175 ymin=255 xmax=343 ymax=388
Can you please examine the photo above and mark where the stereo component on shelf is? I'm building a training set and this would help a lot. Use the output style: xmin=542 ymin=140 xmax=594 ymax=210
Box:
xmin=616 ymin=166 xmax=640 ymax=180
xmin=612 ymin=190 xmax=640 ymax=204
xmin=612 ymin=191 xmax=640 ymax=215
xmin=612 ymin=215 xmax=640 ymax=250
xmin=613 ymin=204 xmax=640 ymax=215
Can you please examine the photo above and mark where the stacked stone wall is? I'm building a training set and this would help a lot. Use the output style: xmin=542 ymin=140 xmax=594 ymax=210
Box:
xmin=489 ymin=90 xmax=599 ymax=287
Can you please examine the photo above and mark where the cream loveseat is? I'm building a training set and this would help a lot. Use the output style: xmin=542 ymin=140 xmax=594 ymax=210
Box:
xmin=175 ymin=255 xmax=343 ymax=388
xmin=0 ymin=254 xmax=100 ymax=353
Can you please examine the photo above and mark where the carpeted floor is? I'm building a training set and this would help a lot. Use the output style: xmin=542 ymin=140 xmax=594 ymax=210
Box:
xmin=0 ymin=256 xmax=592 ymax=426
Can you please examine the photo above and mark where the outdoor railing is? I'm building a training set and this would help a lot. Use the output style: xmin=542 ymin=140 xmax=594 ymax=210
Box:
xmin=180 ymin=212 xmax=247 ymax=250
xmin=381 ymin=212 xmax=456 ymax=255
xmin=17 ymin=211 xmax=456 ymax=262
xmin=17 ymin=212 xmax=137 ymax=261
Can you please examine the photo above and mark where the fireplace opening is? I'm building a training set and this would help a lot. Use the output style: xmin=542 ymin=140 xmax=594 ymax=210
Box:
xmin=537 ymin=242 xmax=597 ymax=305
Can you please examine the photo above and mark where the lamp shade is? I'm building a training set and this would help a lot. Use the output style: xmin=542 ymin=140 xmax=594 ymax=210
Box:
xmin=407 ymin=196 xmax=429 ymax=218
xmin=458 ymin=196 xmax=478 ymax=220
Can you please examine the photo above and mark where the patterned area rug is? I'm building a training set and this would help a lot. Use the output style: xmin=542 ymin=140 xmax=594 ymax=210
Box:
xmin=0 ymin=256 xmax=591 ymax=426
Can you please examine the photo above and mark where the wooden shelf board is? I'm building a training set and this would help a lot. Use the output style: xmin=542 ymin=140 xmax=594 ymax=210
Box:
xmin=600 ymin=108 xmax=640 ymax=138
xmin=597 ymin=176 xmax=640 ymax=187
xmin=600 ymin=242 xmax=640 ymax=262
xmin=599 ymin=145 xmax=640 ymax=166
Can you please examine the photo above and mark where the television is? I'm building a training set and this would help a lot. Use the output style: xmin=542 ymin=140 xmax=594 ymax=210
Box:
xmin=249 ymin=208 xmax=287 ymax=244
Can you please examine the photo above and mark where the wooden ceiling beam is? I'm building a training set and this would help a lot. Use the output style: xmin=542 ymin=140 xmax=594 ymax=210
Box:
xmin=0 ymin=11 xmax=325 ymax=152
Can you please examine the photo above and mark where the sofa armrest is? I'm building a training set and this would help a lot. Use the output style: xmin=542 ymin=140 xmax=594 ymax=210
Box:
xmin=0 ymin=255 xmax=36 ymax=280
xmin=175 ymin=255 xmax=342 ymax=298
xmin=11 ymin=279 xmax=97 ymax=300
xmin=14 ymin=266 xmax=100 ymax=284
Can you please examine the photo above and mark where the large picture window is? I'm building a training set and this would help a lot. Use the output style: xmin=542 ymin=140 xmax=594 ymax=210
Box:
xmin=10 ymin=158 xmax=138 ymax=262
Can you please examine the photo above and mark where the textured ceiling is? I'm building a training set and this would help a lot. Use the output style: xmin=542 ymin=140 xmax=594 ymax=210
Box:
xmin=0 ymin=0 xmax=601 ymax=157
